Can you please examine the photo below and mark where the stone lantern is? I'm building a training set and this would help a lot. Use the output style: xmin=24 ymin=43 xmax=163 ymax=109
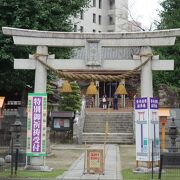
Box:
xmin=10 ymin=115 xmax=22 ymax=176
xmin=168 ymin=118 xmax=178 ymax=152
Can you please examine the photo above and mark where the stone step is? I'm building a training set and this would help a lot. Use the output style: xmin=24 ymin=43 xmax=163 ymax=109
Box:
xmin=85 ymin=116 xmax=133 ymax=122
xmin=82 ymin=133 xmax=134 ymax=144
xmin=84 ymin=128 xmax=133 ymax=132
xmin=86 ymin=112 xmax=132 ymax=115
xmin=86 ymin=114 xmax=132 ymax=116
xmin=83 ymin=111 xmax=134 ymax=144
xmin=83 ymin=124 xmax=133 ymax=128
xmin=84 ymin=130 xmax=133 ymax=133
xmin=84 ymin=120 xmax=132 ymax=123
xmin=84 ymin=125 xmax=133 ymax=128
xmin=85 ymin=116 xmax=132 ymax=119
xmin=84 ymin=122 xmax=133 ymax=132
xmin=84 ymin=122 xmax=133 ymax=125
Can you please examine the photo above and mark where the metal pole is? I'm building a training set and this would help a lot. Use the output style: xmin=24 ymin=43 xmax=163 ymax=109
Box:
xmin=10 ymin=138 xmax=14 ymax=177
xmin=158 ymin=154 xmax=163 ymax=180
xmin=83 ymin=141 xmax=87 ymax=174
xmin=15 ymin=148 xmax=19 ymax=175
xmin=152 ymin=140 xmax=154 ymax=180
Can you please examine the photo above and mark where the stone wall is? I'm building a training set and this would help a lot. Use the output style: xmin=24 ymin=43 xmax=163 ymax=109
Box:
xmin=158 ymin=84 xmax=180 ymax=108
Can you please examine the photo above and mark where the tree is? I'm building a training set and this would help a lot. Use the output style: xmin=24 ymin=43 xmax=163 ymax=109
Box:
xmin=60 ymin=82 xmax=82 ymax=112
xmin=0 ymin=0 xmax=90 ymax=98
xmin=153 ymin=0 xmax=180 ymax=96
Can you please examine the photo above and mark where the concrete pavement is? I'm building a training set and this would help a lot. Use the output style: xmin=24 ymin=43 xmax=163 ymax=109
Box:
xmin=56 ymin=144 xmax=122 ymax=179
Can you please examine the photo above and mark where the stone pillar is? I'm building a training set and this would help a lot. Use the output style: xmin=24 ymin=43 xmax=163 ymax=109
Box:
xmin=140 ymin=47 xmax=153 ymax=97
xmin=34 ymin=46 xmax=48 ymax=93
xmin=29 ymin=46 xmax=49 ymax=170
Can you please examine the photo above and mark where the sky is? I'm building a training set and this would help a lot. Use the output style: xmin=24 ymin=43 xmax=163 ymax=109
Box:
xmin=129 ymin=0 xmax=163 ymax=30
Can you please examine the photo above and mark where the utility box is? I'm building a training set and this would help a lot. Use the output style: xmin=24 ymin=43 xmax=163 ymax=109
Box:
xmin=51 ymin=111 xmax=74 ymax=132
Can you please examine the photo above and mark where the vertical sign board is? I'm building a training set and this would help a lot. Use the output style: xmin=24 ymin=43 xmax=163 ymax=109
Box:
xmin=26 ymin=93 xmax=47 ymax=156
xmin=135 ymin=97 xmax=149 ymax=161
xmin=134 ymin=97 xmax=160 ymax=162
xmin=149 ymin=97 xmax=160 ymax=161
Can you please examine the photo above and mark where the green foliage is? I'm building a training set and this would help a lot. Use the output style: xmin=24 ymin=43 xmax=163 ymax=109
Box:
xmin=153 ymin=0 xmax=180 ymax=95
xmin=47 ymin=72 xmax=58 ymax=95
xmin=0 ymin=0 xmax=90 ymax=96
xmin=60 ymin=82 xmax=82 ymax=112
xmin=157 ymin=0 xmax=180 ymax=29
xmin=0 ymin=169 xmax=64 ymax=178
xmin=122 ymin=169 xmax=180 ymax=180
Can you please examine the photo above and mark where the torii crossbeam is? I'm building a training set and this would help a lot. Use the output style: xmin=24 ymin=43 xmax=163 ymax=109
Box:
xmin=2 ymin=27 xmax=180 ymax=97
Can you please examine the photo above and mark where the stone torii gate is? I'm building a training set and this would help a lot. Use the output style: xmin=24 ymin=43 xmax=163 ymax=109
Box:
xmin=2 ymin=27 xmax=180 ymax=168
xmin=2 ymin=27 xmax=180 ymax=98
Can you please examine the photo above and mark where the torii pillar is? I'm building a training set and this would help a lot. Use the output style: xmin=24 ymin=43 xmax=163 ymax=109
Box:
xmin=34 ymin=46 xmax=48 ymax=93
xmin=140 ymin=46 xmax=153 ymax=97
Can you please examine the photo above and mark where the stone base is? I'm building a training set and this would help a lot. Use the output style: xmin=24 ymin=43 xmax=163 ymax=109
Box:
xmin=24 ymin=165 xmax=53 ymax=172
xmin=30 ymin=156 xmax=44 ymax=166
xmin=133 ymin=167 xmax=159 ymax=173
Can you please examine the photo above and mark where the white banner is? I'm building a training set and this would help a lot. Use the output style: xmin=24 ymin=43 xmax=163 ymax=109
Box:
xmin=149 ymin=98 xmax=160 ymax=161
xmin=134 ymin=97 xmax=160 ymax=162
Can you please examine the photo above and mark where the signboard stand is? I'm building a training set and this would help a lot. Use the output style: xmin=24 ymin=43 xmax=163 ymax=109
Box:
xmin=25 ymin=93 xmax=52 ymax=171
xmin=134 ymin=97 xmax=160 ymax=168
xmin=83 ymin=111 xmax=109 ymax=175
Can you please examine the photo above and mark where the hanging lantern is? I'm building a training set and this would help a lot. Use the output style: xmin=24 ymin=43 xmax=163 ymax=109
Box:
xmin=115 ymin=84 xmax=127 ymax=95
xmin=61 ymin=80 xmax=72 ymax=93
xmin=86 ymin=82 xmax=98 ymax=95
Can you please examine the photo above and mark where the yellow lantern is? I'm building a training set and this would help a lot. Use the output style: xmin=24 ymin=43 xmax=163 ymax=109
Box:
xmin=115 ymin=84 xmax=127 ymax=95
xmin=86 ymin=82 xmax=98 ymax=95
xmin=61 ymin=80 xmax=72 ymax=93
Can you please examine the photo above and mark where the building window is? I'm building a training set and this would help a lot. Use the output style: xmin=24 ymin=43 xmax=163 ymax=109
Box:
xmin=80 ymin=26 xmax=84 ymax=32
xmin=93 ymin=13 xmax=96 ymax=23
xmin=80 ymin=10 xmax=84 ymax=20
xmin=93 ymin=0 xmax=96 ymax=7
xmin=99 ymin=15 xmax=102 ymax=25
xmin=109 ymin=0 xmax=115 ymax=9
xmin=109 ymin=15 xmax=114 ymax=25
xmin=74 ymin=25 xmax=77 ymax=32
xmin=99 ymin=0 xmax=102 ymax=9
xmin=93 ymin=29 xmax=96 ymax=32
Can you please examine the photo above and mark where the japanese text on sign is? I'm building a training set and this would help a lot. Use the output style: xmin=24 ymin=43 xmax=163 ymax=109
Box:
xmin=90 ymin=152 xmax=100 ymax=168
xmin=135 ymin=97 xmax=148 ymax=109
xmin=32 ymin=97 xmax=42 ymax=153
xmin=150 ymin=98 xmax=159 ymax=109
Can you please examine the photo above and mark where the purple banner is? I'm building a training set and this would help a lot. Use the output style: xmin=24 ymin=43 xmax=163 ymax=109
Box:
xmin=150 ymin=97 xmax=159 ymax=109
xmin=134 ymin=97 xmax=148 ymax=109
xmin=32 ymin=97 xmax=42 ymax=153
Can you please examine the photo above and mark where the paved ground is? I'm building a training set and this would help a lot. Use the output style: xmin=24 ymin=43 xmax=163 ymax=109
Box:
xmin=55 ymin=144 xmax=122 ymax=180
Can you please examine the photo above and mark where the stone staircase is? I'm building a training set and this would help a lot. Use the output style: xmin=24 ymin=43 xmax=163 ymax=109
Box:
xmin=82 ymin=110 xmax=134 ymax=144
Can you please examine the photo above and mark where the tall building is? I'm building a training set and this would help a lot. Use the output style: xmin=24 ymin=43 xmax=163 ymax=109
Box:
xmin=71 ymin=0 xmax=141 ymax=106
xmin=72 ymin=0 xmax=128 ymax=32
xmin=128 ymin=20 xmax=142 ymax=32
